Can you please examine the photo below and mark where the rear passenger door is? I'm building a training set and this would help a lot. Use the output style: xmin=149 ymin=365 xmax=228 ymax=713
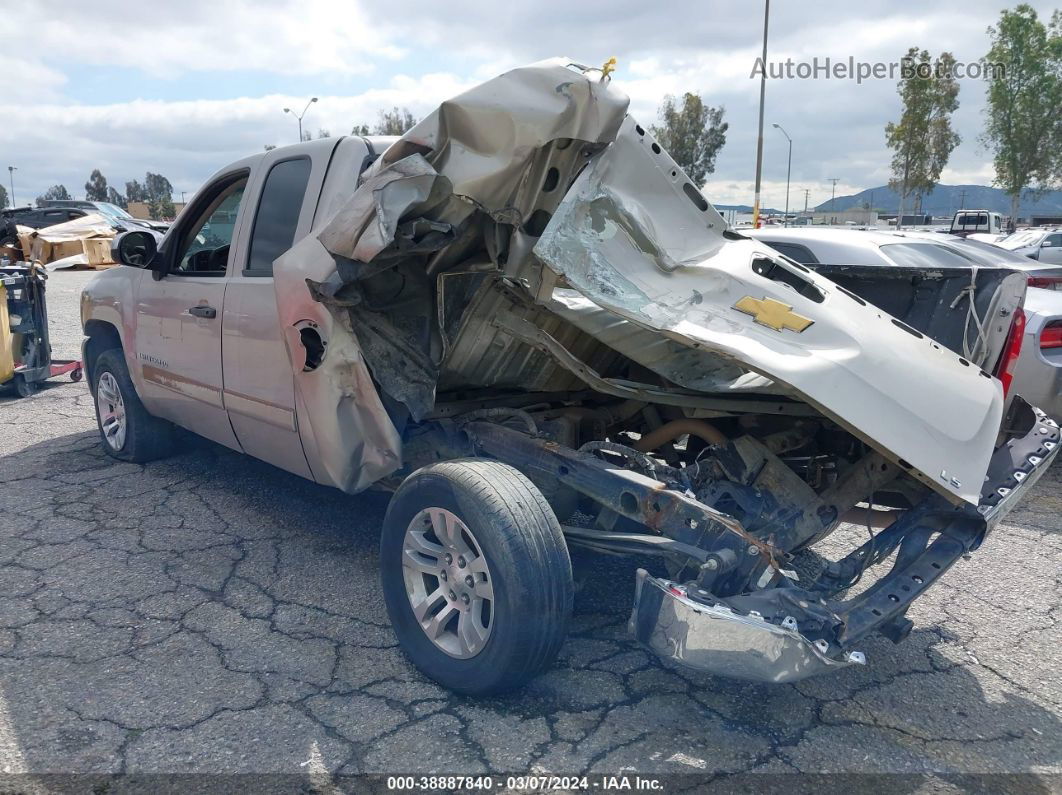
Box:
xmin=221 ymin=140 xmax=339 ymax=478
xmin=1039 ymin=233 xmax=1062 ymax=265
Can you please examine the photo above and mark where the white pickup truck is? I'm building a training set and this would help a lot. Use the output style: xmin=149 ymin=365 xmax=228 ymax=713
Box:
xmin=80 ymin=60 xmax=1059 ymax=694
xmin=950 ymin=209 xmax=1007 ymax=237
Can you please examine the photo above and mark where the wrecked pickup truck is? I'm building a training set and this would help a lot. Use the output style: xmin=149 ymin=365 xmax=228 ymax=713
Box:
xmin=81 ymin=59 xmax=1059 ymax=694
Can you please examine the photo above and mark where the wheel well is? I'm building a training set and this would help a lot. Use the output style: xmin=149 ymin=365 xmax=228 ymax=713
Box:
xmin=83 ymin=320 xmax=122 ymax=388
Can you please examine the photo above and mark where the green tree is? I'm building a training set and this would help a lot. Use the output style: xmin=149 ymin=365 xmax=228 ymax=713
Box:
xmin=125 ymin=180 xmax=146 ymax=203
xmin=316 ymin=128 xmax=331 ymax=138
xmin=144 ymin=172 xmax=175 ymax=220
xmin=36 ymin=185 xmax=71 ymax=206
xmin=982 ymin=4 xmax=1062 ymax=222
xmin=0 ymin=184 xmax=8 ymax=209
xmin=264 ymin=144 xmax=277 ymax=151
xmin=85 ymin=169 xmax=108 ymax=201
xmin=649 ymin=93 xmax=728 ymax=185
xmin=885 ymin=48 xmax=961 ymax=229
xmin=351 ymin=108 xmax=417 ymax=137
xmin=106 ymin=186 xmax=127 ymax=208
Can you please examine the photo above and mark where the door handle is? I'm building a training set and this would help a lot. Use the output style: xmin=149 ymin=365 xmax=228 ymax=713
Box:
xmin=188 ymin=305 xmax=217 ymax=319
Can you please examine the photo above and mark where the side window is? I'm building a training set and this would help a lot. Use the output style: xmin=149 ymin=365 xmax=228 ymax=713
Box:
xmin=245 ymin=158 xmax=312 ymax=276
xmin=1047 ymin=234 xmax=1062 ymax=247
xmin=173 ymin=177 xmax=247 ymax=276
xmin=766 ymin=242 xmax=819 ymax=265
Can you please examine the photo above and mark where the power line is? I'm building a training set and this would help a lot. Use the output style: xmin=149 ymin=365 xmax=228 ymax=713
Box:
xmin=828 ymin=178 xmax=840 ymax=220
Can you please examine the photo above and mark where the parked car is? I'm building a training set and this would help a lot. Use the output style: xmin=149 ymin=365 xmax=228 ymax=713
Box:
xmin=2 ymin=204 xmax=89 ymax=237
xmin=1 ymin=202 xmax=169 ymax=253
xmin=750 ymin=227 xmax=1062 ymax=421
xmin=1012 ymin=286 xmax=1062 ymax=422
xmin=81 ymin=60 xmax=1058 ymax=695
xmin=40 ymin=200 xmax=171 ymax=233
xmin=994 ymin=227 xmax=1062 ymax=268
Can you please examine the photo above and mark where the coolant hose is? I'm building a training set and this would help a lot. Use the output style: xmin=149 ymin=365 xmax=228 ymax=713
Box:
xmin=632 ymin=419 xmax=727 ymax=453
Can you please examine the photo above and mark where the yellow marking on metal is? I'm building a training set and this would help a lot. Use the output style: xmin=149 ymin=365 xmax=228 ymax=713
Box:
xmin=733 ymin=296 xmax=813 ymax=333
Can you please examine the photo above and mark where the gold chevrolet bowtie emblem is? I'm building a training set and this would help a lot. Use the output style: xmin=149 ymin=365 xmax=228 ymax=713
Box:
xmin=733 ymin=296 xmax=813 ymax=333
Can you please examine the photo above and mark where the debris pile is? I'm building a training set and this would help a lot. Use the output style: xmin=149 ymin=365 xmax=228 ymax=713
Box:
xmin=16 ymin=213 xmax=116 ymax=269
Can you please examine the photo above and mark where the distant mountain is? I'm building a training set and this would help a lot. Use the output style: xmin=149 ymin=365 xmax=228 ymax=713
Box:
xmin=714 ymin=203 xmax=784 ymax=214
xmin=816 ymin=184 xmax=1062 ymax=217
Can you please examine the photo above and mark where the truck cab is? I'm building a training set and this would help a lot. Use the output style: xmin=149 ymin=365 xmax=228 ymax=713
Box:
xmin=80 ymin=135 xmax=381 ymax=479
xmin=950 ymin=209 xmax=1006 ymax=237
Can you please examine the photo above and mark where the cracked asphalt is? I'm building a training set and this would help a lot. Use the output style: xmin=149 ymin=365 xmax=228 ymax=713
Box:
xmin=1 ymin=269 xmax=1061 ymax=788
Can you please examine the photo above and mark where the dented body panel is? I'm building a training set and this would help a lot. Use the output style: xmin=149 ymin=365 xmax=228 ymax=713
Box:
xmin=81 ymin=58 xmax=1060 ymax=685
xmin=534 ymin=118 xmax=1003 ymax=505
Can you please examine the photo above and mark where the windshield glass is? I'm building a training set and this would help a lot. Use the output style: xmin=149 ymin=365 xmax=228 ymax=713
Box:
xmin=879 ymin=242 xmax=977 ymax=268
xmin=94 ymin=203 xmax=135 ymax=221
xmin=947 ymin=238 xmax=1038 ymax=265
xmin=998 ymin=230 xmax=1043 ymax=250
xmin=953 ymin=212 xmax=988 ymax=230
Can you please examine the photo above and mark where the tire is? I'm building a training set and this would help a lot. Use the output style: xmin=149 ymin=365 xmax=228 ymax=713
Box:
xmin=92 ymin=348 xmax=175 ymax=462
xmin=381 ymin=459 xmax=573 ymax=695
xmin=13 ymin=374 xmax=35 ymax=398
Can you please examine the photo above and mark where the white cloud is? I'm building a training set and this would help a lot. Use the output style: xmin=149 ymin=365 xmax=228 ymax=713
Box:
xmin=1 ymin=72 xmax=475 ymax=200
xmin=15 ymin=0 xmax=403 ymax=79
xmin=6 ymin=0 xmax=1059 ymax=205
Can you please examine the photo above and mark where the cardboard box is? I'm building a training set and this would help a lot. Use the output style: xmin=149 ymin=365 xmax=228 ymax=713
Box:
xmin=82 ymin=237 xmax=115 ymax=267
xmin=30 ymin=237 xmax=84 ymax=265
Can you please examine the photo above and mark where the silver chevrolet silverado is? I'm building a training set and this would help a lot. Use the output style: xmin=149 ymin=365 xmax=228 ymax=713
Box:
xmin=80 ymin=60 xmax=1059 ymax=695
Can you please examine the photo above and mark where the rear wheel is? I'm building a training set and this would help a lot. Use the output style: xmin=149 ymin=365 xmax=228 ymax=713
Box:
xmin=381 ymin=459 xmax=573 ymax=695
xmin=92 ymin=349 xmax=175 ymax=462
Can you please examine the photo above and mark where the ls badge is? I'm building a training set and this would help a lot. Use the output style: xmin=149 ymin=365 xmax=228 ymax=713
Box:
xmin=733 ymin=296 xmax=813 ymax=333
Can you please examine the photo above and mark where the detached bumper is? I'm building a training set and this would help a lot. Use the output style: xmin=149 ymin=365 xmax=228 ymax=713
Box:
xmin=629 ymin=569 xmax=865 ymax=683
xmin=629 ymin=401 xmax=1059 ymax=683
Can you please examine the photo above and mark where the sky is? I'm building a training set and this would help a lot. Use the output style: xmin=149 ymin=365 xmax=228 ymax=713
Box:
xmin=3 ymin=0 xmax=1057 ymax=211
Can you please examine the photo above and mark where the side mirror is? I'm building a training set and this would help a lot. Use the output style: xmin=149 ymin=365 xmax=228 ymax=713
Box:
xmin=1042 ymin=240 xmax=1054 ymax=248
xmin=112 ymin=230 xmax=162 ymax=268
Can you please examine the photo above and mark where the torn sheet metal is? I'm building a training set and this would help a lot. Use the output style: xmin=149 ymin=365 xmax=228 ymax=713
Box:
xmin=305 ymin=58 xmax=630 ymax=422
xmin=278 ymin=57 xmax=1003 ymax=504
xmin=273 ymin=234 xmax=402 ymax=492
xmin=369 ymin=59 xmax=628 ymax=213
xmin=534 ymin=117 xmax=1003 ymax=505
xmin=547 ymin=287 xmax=778 ymax=394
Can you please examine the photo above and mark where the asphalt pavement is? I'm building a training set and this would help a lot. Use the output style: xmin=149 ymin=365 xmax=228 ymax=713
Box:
xmin=1 ymin=269 xmax=1060 ymax=790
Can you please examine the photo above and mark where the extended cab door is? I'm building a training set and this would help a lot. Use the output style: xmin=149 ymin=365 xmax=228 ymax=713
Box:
xmin=133 ymin=171 xmax=249 ymax=450
xmin=220 ymin=138 xmax=340 ymax=477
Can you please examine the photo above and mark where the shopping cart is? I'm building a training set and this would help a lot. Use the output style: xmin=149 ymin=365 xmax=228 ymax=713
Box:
xmin=1 ymin=261 xmax=82 ymax=398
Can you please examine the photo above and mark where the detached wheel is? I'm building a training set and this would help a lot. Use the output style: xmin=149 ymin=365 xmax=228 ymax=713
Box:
xmin=92 ymin=349 xmax=175 ymax=462
xmin=381 ymin=459 xmax=573 ymax=695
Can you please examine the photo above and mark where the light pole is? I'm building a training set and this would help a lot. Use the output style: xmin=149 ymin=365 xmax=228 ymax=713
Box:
xmin=751 ymin=0 xmax=770 ymax=229
xmin=771 ymin=123 xmax=791 ymax=227
xmin=828 ymin=178 xmax=839 ymax=224
xmin=283 ymin=97 xmax=318 ymax=143
xmin=7 ymin=166 xmax=16 ymax=208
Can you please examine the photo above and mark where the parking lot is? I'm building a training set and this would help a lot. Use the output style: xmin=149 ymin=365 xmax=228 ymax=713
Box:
xmin=1 ymin=269 xmax=1061 ymax=787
